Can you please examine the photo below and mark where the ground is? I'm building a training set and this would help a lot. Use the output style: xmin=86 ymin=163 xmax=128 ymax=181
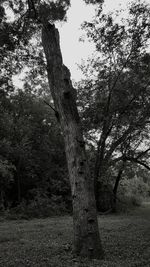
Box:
xmin=0 ymin=203 xmax=149 ymax=267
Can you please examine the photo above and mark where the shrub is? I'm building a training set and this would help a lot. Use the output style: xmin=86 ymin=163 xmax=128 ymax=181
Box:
xmin=3 ymin=192 xmax=72 ymax=220
xmin=115 ymin=192 xmax=143 ymax=213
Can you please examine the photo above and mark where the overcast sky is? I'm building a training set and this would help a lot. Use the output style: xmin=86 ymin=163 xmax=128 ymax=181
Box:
xmin=58 ymin=0 xmax=130 ymax=81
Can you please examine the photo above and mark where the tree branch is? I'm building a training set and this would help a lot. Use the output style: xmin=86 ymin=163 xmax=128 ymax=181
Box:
xmin=105 ymin=125 xmax=133 ymax=161
xmin=126 ymin=157 xmax=150 ymax=171
xmin=136 ymin=148 xmax=150 ymax=159
xmin=43 ymin=100 xmax=60 ymax=121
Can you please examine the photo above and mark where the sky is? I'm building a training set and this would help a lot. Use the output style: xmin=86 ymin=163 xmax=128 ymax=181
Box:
xmin=58 ymin=0 xmax=130 ymax=81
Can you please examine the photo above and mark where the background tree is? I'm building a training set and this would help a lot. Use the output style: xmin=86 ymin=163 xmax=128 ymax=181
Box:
xmin=0 ymin=81 xmax=71 ymax=210
xmin=77 ymin=0 xmax=150 ymax=211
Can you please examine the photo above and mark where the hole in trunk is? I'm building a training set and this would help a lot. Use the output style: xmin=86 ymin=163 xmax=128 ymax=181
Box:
xmin=84 ymin=208 xmax=88 ymax=212
xmin=64 ymin=78 xmax=69 ymax=85
xmin=88 ymin=218 xmax=95 ymax=223
xmin=78 ymin=171 xmax=84 ymax=175
xmin=63 ymin=91 xmax=71 ymax=99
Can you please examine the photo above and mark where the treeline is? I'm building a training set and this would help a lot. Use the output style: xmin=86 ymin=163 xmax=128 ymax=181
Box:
xmin=0 ymin=87 xmax=149 ymax=218
xmin=0 ymin=89 xmax=72 ymax=217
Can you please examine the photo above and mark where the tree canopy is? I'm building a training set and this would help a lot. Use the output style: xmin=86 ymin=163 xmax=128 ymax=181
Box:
xmin=76 ymin=0 xmax=150 ymax=209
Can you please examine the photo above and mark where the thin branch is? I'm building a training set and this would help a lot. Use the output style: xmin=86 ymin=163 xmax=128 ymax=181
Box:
xmin=136 ymin=147 xmax=150 ymax=159
xmin=43 ymin=100 xmax=56 ymax=112
xmin=105 ymin=125 xmax=133 ymax=161
xmin=126 ymin=157 xmax=150 ymax=171
xmin=110 ymin=47 xmax=133 ymax=93
xmin=43 ymin=100 xmax=60 ymax=121
xmin=135 ymin=160 xmax=150 ymax=171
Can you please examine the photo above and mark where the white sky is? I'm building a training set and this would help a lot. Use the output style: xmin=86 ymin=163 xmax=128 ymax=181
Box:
xmin=58 ymin=0 xmax=130 ymax=81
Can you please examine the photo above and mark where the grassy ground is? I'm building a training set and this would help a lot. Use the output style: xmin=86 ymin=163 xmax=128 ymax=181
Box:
xmin=0 ymin=203 xmax=149 ymax=267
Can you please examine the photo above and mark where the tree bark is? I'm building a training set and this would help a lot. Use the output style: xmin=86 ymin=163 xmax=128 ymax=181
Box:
xmin=0 ymin=190 xmax=5 ymax=211
xmin=113 ymin=161 xmax=126 ymax=212
xmin=42 ymin=23 xmax=103 ymax=259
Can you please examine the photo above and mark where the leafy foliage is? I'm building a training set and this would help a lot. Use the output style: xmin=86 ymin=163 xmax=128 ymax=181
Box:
xmin=0 ymin=86 xmax=71 ymax=212
xmin=75 ymin=1 xmax=150 ymax=211
xmin=77 ymin=1 xmax=150 ymax=201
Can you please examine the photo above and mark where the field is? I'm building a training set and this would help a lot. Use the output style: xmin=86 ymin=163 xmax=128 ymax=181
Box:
xmin=0 ymin=203 xmax=150 ymax=267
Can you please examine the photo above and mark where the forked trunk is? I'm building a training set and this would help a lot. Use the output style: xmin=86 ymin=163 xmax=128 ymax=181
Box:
xmin=42 ymin=23 xmax=103 ymax=259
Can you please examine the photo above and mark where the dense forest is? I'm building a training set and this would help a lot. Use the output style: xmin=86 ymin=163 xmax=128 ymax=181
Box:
xmin=0 ymin=0 xmax=150 ymax=260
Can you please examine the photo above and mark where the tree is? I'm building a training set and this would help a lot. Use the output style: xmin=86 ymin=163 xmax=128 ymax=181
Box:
xmin=78 ymin=0 xmax=150 ymax=210
xmin=0 ymin=0 xmax=104 ymax=259
xmin=42 ymin=23 xmax=103 ymax=258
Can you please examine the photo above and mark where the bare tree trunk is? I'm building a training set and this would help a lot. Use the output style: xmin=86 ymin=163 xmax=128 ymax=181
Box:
xmin=42 ymin=23 xmax=104 ymax=259
xmin=113 ymin=161 xmax=126 ymax=212
xmin=94 ymin=116 xmax=112 ymax=210
xmin=17 ymin=157 xmax=22 ymax=204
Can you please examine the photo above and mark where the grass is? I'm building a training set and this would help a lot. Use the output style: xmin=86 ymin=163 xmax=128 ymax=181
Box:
xmin=0 ymin=203 xmax=150 ymax=267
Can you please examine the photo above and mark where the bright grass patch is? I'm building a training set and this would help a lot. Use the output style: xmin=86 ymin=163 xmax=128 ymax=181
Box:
xmin=0 ymin=204 xmax=150 ymax=267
